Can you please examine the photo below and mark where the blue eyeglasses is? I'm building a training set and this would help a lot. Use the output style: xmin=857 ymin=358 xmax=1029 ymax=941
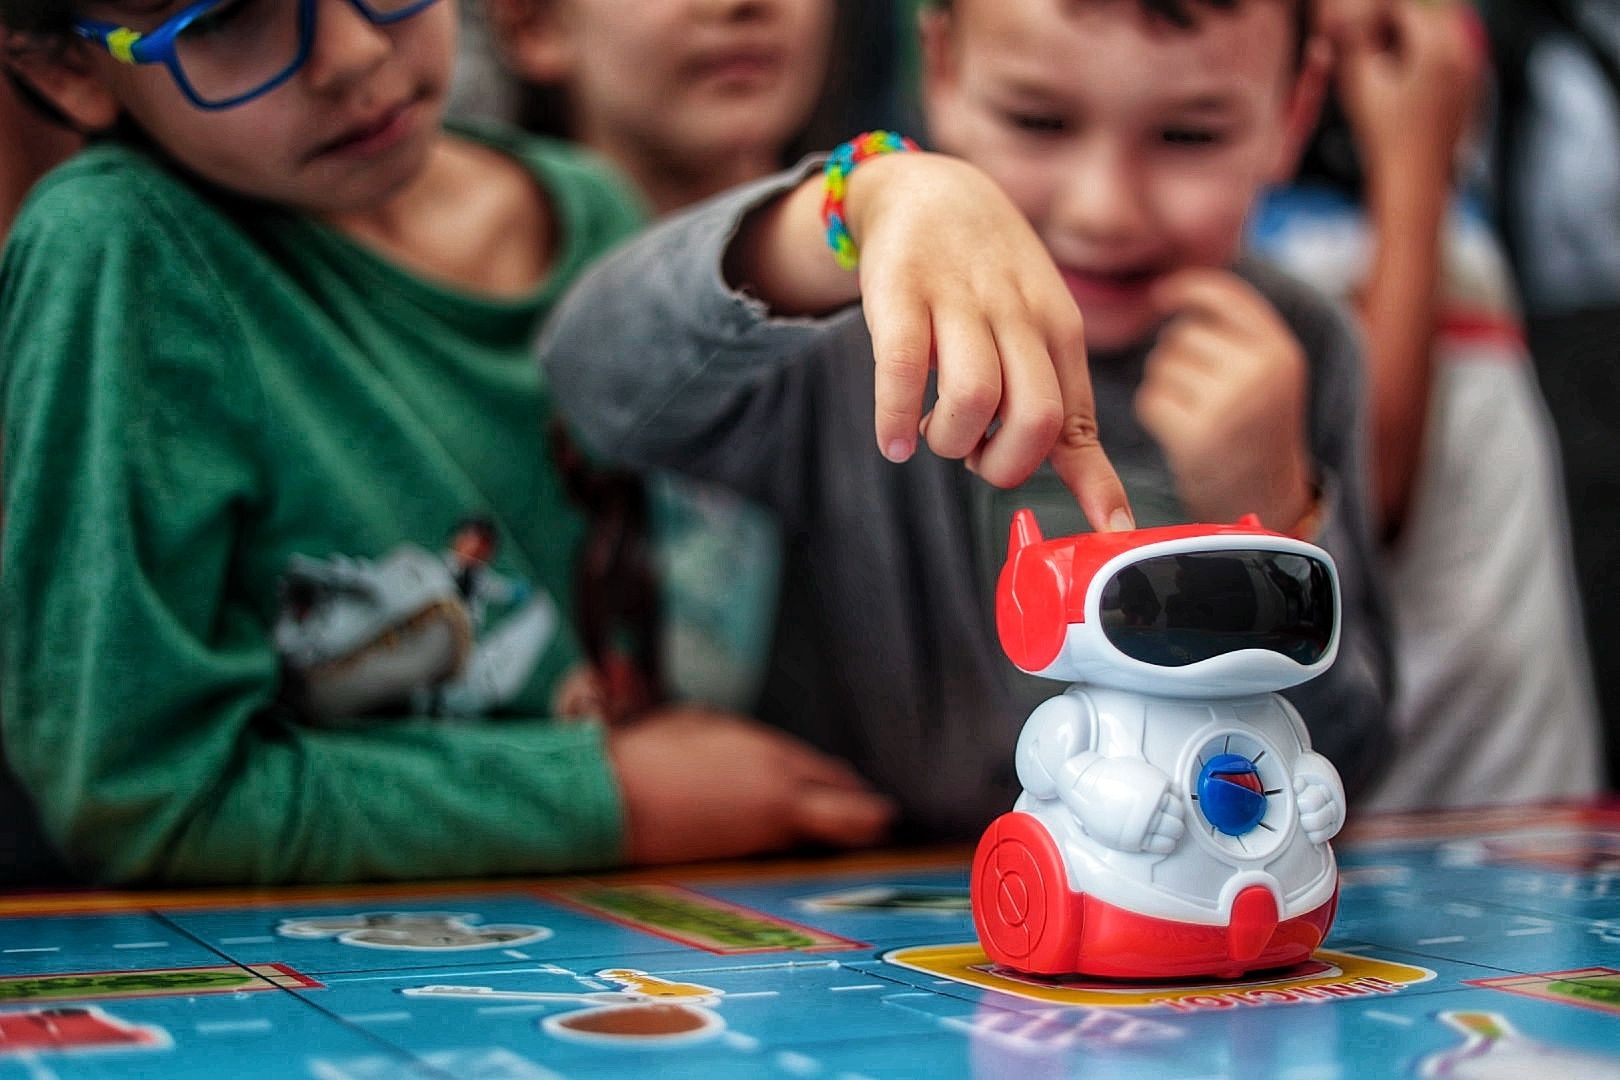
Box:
xmin=74 ymin=0 xmax=441 ymax=110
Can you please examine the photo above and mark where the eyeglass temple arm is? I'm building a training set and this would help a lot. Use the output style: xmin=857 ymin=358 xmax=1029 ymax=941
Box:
xmin=72 ymin=20 xmax=153 ymax=64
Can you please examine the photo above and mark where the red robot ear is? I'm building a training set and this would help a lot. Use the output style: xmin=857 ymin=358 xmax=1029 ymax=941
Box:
xmin=996 ymin=510 xmax=1070 ymax=672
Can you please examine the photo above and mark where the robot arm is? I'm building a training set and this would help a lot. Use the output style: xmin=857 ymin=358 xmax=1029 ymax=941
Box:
xmin=1015 ymin=691 xmax=1185 ymax=854
xmin=1014 ymin=691 xmax=1093 ymax=800
xmin=1274 ymin=694 xmax=1346 ymax=846
xmin=1291 ymin=751 xmax=1345 ymax=846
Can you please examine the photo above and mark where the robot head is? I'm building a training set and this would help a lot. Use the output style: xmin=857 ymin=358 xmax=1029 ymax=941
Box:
xmin=996 ymin=510 xmax=1339 ymax=697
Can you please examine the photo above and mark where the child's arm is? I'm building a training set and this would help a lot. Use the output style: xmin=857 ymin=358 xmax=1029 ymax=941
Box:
xmin=545 ymin=152 xmax=1133 ymax=533
xmin=1334 ymin=0 xmax=1483 ymax=539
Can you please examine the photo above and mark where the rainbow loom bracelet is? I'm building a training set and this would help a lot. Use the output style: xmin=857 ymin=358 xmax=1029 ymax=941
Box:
xmin=821 ymin=131 xmax=921 ymax=270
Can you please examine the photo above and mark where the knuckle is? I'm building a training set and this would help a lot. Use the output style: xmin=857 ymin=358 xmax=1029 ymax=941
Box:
xmin=879 ymin=346 xmax=930 ymax=385
xmin=975 ymin=456 xmax=1028 ymax=490
xmin=942 ymin=377 xmax=1000 ymax=419
xmin=1057 ymin=411 xmax=1102 ymax=450
xmin=874 ymin=402 xmax=917 ymax=430
xmin=1048 ymin=305 xmax=1085 ymax=345
xmin=1026 ymin=399 xmax=1066 ymax=446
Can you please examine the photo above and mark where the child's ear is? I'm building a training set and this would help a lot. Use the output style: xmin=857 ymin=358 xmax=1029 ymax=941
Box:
xmin=4 ymin=40 xmax=120 ymax=133
xmin=918 ymin=6 xmax=964 ymax=153
xmin=487 ymin=0 xmax=575 ymax=85
xmin=1268 ymin=33 xmax=1332 ymax=183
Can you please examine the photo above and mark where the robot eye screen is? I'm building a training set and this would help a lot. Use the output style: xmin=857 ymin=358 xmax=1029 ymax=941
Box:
xmin=1098 ymin=550 xmax=1334 ymax=668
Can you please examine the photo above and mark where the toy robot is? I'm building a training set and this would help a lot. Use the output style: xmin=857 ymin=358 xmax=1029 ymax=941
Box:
xmin=972 ymin=510 xmax=1346 ymax=980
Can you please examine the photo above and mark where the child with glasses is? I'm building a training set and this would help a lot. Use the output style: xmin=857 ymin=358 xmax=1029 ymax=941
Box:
xmin=0 ymin=0 xmax=1123 ymax=881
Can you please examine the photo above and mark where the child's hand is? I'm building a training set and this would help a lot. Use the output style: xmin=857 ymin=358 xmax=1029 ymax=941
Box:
xmin=844 ymin=154 xmax=1134 ymax=533
xmin=1331 ymin=0 xmax=1484 ymax=193
xmin=606 ymin=705 xmax=896 ymax=864
xmin=1135 ymin=269 xmax=1314 ymax=531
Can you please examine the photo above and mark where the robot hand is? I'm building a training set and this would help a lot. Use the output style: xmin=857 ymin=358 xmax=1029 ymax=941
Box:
xmin=1292 ymin=751 xmax=1346 ymax=845
xmin=1059 ymin=753 xmax=1186 ymax=854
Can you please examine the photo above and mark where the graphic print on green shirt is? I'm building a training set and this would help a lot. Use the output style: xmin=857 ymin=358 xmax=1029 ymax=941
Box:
xmin=275 ymin=517 xmax=562 ymax=721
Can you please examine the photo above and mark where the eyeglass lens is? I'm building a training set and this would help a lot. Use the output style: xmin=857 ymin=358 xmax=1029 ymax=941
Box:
xmin=171 ymin=0 xmax=431 ymax=106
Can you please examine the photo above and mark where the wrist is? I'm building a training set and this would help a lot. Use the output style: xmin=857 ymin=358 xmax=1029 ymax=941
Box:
xmin=723 ymin=167 xmax=863 ymax=316
xmin=1366 ymin=157 xmax=1454 ymax=219
xmin=821 ymin=131 xmax=921 ymax=270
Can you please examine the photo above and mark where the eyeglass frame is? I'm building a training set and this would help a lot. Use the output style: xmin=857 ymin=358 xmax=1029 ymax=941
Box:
xmin=72 ymin=0 xmax=441 ymax=111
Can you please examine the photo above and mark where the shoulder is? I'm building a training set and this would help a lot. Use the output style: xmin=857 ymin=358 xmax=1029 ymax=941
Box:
xmin=3 ymin=141 xmax=247 ymax=319
xmin=2 ymin=143 xmax=254 ymax=416
xmin=7 ymin=141 xmax=218 ymax=254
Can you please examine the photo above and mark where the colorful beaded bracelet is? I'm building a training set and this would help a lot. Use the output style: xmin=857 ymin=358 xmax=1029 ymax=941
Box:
xmin=821 ymin=131 xmax=921 ymax=270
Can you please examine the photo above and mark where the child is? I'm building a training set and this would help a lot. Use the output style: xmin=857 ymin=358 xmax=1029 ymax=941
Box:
xmin=1250 ymin=0 xmax=1601 ymax=808
xmin=482 ymin=0 xmax=847 ymax=719
xmin=0 ymin=0 xmax=914 ymax=883
xmin=542 ymin=0 xmax=1393 ymax=840
xmin=488 ymin=0 xmax=836 ymax=214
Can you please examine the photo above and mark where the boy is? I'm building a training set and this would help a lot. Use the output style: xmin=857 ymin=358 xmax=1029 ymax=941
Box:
xmin=543 ymin=0 xmax=1392 ymax=839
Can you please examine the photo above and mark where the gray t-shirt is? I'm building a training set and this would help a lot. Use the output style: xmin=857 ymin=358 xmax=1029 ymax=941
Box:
xmin=542 ymin=165 xmax=1393 ymax=841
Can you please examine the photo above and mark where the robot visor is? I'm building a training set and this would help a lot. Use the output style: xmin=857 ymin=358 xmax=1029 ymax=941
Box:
xmin=1098 ymin=550 xmax=1334 ymax=668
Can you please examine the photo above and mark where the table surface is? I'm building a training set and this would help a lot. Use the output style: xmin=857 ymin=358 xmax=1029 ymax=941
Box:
xmin=0 ymin=801 xmax=1617 ymax=1078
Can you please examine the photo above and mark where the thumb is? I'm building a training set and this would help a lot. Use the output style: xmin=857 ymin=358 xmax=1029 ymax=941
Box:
xmin=793 ymin=786 xmax=897 ymax=848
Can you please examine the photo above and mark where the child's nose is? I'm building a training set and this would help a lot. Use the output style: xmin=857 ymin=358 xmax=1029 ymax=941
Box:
xmin=303 ymin=0 xmax=393 ymax=97
xmin=1054 ymin=146 xmax=1150 ymax=244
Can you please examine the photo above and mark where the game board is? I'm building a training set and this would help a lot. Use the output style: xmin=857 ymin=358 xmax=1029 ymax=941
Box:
xmin=1 ymin=803 xmax=1617 ymax=1078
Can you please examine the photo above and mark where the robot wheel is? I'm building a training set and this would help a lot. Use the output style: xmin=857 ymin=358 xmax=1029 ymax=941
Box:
xmin=971 ymin=811 xmax=1082 ymax=975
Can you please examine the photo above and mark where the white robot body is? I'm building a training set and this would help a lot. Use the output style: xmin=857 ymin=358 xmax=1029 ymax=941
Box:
xmin=1012 ymin=684 xmax=1339 ymax=926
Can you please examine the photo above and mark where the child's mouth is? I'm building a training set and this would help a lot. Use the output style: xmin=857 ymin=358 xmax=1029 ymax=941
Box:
xmin=1059 ymin=265 xmax=1161 ymax=305
xmin=688 ymin=46 xmax=784 ymax=89
xmin=314 ymin=99 xmax=419 ymax=161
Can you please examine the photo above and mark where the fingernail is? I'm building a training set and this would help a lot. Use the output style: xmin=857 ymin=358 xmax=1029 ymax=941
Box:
xmin=1108 ymin=508 xmax=1135 ymax=532
xmin=883 ymin=438 xmax=913 ymax=463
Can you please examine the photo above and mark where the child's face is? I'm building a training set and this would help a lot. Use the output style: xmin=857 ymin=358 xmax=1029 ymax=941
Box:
xmin=506 ymin=0 xmax=832 ymax=169
xmin=66 ymin=0 xmax=457 ymax=212
xmin=923 ymin=0 xmax=1319 ymax=352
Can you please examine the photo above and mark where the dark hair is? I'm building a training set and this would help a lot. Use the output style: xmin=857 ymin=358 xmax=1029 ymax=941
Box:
xmin=2 ymin=0 xmax=79 ymax=127
xmin=0 ymin=0 xmax=73 ymax=39
xmin=933 ymin=0 xmax=1310 ymax=71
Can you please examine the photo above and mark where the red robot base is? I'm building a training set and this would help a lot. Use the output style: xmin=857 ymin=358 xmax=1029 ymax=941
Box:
xmin=973 ymin=810 xmax=1339 ymax=980
xmin=972 ymin=511 xmax=1347 ymax=980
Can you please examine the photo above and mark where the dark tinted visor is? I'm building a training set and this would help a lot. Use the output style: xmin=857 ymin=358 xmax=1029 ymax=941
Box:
xmin=1098 ymin=550 xmax=1334 ymax=668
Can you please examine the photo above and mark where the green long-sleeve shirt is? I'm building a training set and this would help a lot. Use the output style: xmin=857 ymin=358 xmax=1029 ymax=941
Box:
xmin=1 ymin=126 xmax=645 ymax=884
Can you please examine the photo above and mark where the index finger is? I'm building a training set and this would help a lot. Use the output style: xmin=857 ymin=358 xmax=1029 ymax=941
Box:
xmin=1047 ymin=317 xmax=1134 ymax=533
xmin=864 ymin=288 xmax=933 ymax=463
